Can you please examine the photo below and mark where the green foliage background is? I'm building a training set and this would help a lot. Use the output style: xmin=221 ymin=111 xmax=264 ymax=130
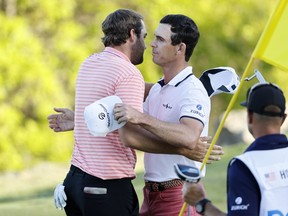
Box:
xmin=0 ymin=0 xmax=286 ymax=171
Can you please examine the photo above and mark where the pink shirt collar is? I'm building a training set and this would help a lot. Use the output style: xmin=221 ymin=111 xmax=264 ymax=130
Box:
xmin=103 ymin=47 xmax=131 ymax=62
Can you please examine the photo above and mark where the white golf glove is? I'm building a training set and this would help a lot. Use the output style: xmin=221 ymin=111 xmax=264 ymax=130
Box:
xmin=54 ymin=183 xmax=67 ymax=210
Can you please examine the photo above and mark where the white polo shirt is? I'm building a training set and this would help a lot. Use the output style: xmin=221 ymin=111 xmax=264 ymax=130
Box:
xmin=143 ymin=66 xmax=210 ymax=182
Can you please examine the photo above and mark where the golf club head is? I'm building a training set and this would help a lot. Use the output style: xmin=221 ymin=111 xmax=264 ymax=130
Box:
xmin=244 ymin=69 xmax=267 ymax=83
xmin=174 ymin=164 xmax=201 ymax=183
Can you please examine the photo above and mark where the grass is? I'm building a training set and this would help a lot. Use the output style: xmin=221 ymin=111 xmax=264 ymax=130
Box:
xmin=201 ymin=143 xmax=247 ymax=211
xmin=0 ymin=144 xmax=247 ymax=216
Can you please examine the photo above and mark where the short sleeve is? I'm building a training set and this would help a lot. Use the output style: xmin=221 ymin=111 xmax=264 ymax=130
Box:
xmin=115 ymin=73 xmax=145 ymax=113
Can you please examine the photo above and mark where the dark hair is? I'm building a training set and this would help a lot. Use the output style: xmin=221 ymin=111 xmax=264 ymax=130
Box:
xmin=160 ymin=14 xmax=200 ymax=62
xmin=101 ymin=9 xmax=143 ymax=47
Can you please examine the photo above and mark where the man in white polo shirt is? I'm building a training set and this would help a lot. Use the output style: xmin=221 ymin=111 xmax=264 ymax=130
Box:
xmin=114 ymin=14 xmax=210 ymax=216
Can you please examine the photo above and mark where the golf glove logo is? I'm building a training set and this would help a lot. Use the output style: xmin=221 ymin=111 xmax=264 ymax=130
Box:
xmin=54 ymin=183 xmax=67 ymax=210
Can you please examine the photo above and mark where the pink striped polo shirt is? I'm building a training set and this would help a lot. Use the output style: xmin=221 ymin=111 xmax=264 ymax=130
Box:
xmin=71 ymin=47 xmax=145 ymax=180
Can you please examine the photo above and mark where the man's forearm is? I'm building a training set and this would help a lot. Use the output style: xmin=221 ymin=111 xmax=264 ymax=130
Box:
xmin=204 ymin=203 xmax=227 ymax=216
xmin=119 ymin=123 xmax=187 ymax=155
xmin=120 ymin=124 xmax=223 ymax=162
xmin=136 ymin=112 xmax=203 ymax=149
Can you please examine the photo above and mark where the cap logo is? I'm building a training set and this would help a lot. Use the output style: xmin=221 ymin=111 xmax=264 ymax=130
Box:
xmin=98 ymin=112 xmax=105 ymax=120
xmin=84 ymin=95 xmax=126 ymax=137
xmin=99 ymin=104 xmax=111 ymax=127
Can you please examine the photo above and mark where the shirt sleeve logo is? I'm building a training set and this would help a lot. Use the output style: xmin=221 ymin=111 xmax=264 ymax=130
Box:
xmin=190 ymin=104 xmax=205 ymax=118
xmin=231 ymin=197 xmax=250 ymax=211
xmin=196 ymin=104 xmax=202 ymax=110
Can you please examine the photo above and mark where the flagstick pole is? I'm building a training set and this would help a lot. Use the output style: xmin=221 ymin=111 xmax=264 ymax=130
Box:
xmin=178 ymin=57 xmax=256 ymax=216
xmin=178 ymin=203 xmax=188 ymax=216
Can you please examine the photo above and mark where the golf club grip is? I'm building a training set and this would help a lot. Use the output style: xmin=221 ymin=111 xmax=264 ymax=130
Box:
xmin=178 ymin=202 xmax=188 ymax=216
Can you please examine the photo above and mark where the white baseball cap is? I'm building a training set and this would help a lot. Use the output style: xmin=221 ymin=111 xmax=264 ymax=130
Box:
xmin=84 ymin=95 xmax=126 ymax=137
xmin=200 ymin=67 xmax=240 ymax=97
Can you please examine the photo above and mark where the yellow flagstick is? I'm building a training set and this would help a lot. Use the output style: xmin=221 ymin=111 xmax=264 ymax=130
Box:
xmin=199 ymin=0 xmax=288 ymax=173
xmin=199 ymin=0 xmax=288 ymax=174
xmin=178 ymin=202 xmax=188 ymax=216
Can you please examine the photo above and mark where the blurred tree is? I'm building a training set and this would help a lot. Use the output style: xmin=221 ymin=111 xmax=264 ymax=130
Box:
xmin=0 ymin=0 xmax=285 ymax=171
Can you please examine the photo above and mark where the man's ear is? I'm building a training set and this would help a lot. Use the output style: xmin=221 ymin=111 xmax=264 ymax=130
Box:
xmin=177 ymin=42 xmax=186 ymax=53
xmin=129 ymin=29 xmax=137 ymax=43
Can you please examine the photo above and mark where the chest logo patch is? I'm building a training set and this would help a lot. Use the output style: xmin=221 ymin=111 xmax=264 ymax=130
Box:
xmin=162 ymin=103 xmax=172 ymax=109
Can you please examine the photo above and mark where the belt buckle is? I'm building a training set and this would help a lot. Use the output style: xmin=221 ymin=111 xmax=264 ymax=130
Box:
xmin=151 ymin=182 xmax=159 ymax=192
xmin=158 ymin=183 xmax=165 ymax=191
xmin=150 ymin=182 xmax=165 ymax=192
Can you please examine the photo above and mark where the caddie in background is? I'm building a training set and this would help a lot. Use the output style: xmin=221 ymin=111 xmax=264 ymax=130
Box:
xmin=182 ymin=82 xmax=288 ymax=216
